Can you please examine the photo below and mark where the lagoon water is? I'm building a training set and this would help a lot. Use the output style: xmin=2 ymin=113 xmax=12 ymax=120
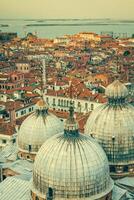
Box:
xmin=0 ymin=19 xmax=134 ymax=39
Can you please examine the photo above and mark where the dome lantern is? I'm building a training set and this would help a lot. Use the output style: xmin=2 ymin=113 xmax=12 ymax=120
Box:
xmin=105 ymin=80 xmax=129 ymax=105
xmin=64 ymin=101 xmax=79 ymax=137
xmin=35 ymin=98 xmax=49 ymax=116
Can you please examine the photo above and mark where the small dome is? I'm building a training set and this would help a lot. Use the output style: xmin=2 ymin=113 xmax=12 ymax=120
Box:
xmin=18 ymin=99 xmax=64 ymax=155
xmin=31 ymin=103 xmax=113 ymax=199
xmin=105 ymin=80 xmax=128 ymax=99
xmin=36 ymin=99 xmax=48 ymax=110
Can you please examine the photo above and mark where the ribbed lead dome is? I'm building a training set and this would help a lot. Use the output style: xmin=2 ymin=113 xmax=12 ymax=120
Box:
xmin=85 ymin=80 xmax=134 ymax=177
xmin=18 ymin=98 xmax=64 ymax=154
xmin=31 ymin=102 xmax=113 ymax=199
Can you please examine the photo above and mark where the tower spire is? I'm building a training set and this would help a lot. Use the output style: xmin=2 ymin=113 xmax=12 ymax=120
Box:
xmin=39 ymin=59 xmax=46 ymax=97
xmin=37 ymin=58 xmax=49 ymax=115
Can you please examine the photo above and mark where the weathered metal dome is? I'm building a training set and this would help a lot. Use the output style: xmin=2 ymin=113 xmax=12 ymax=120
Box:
xmin=85 ymin=80 xmax=134 ymax=177
xmin=18 ymin=98 xmax=64 ymax=154
xmin=31 ymin=103 xmax=113 ymax=199
xmin=105 ymin=80 xmax=128 ymax=99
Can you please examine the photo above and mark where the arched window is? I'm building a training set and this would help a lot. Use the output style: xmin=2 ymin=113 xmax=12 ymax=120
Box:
xmin=64 ymin=100 xmax=66 ymax=107
xmin=35 ymin=196 xmax=39 ymax=200
xmin=53 ymin=98 xmax=56 ymax=106
xmin=46 ymin=97 xmax=49 ymax=104
xmin=91 ymin=103 xmax=94 ymax=110
xmin=58 ymin=99 xmax=60 ymax=106
xmin=85 ymin=103 xmax=88 ymax=110
xmin=124 ymin=165 xmax=128 ymax=172
xmin=48 ymin=187 xmax=53 ymax=198
xmin=110 ymin=165 xmax=116 ymax=173
xmin=61 ymin=99 xmax=63 ymax=107
xmin=67 ymin=100 xmax=69 ymax=107
xmin=28 ymin=145 xmax=31 ymax=152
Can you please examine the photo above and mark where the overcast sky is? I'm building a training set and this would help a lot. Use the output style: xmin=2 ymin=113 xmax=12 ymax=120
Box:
xmin=0 ymin=0 xmax=134 ymax=19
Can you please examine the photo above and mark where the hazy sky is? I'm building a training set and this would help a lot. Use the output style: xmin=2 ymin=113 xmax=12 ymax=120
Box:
xmin=0 ymin=0 xmax=134 ymax=19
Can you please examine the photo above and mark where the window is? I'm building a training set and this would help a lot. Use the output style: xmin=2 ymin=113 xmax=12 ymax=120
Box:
xmin=124 ymin=166 xmax=128 ymax=172
xmin=64 ymin=100 xmax=66 ymax=107
xmin=91 ymin=103 xmax=94 ymax=110
xmin=85 ymin=103 xmax=88 ymax=110
xmin=58 ymin=99 xmax=60 ymax=106
xmin=48 ymin=187 xmax=53 ymax=198
xmin=3 ymin=175 xmax=6 ymax=180
xmin=53 ymin=98 xmax=56 ymax=106
xmin=46 ymin=97 xmax=49 ymax=103
xmin=61 ymin=99 xmax=63 ymax=107
xmin=12 ymin=138 xmax=16 ymax=143
xmin=78 ymin=102 xmax=81 ymax=107
xmin=29 ymin=108 xmax=31 ymax=112
xmin=28 ymin=145 xmax=32 ymax=152
xmin=110 ymin=166 xmax=116 ymax=173
xmin=2 ymin=139 xmax=6 ymax=144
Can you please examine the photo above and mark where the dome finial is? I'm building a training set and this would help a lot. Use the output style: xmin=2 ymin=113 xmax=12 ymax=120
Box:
xmin=64 ymin=82 xmax=79 ymax=136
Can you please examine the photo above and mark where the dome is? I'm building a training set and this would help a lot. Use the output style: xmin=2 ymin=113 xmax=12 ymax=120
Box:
xmin=18 ymin=99 xmax=64 ymax=157
xmin=31 ymin=103 xmax=113 ymax=200
xmin=105 ymin=80 xmax=128 ymax=99
xmin=85 ymin=80 xmax=134 ymax=177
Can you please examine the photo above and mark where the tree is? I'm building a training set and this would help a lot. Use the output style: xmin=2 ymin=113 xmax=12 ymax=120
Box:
xmin=123 ymin=50 xmax=130 ymax=57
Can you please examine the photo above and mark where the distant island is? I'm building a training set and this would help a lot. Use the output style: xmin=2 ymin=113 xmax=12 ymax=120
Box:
xmin=26 ymin=22 xmax=134 ymax=27
xmin=0 ymin=24 xmax=9 ymax=27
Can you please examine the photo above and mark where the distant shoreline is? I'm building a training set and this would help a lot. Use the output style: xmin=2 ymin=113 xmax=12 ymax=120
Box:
xmin=0 ymin=18 xmax=134 ymax=23
xmin=0 ymin=24 xmax=9 ymax=27
xmin=26 ymin=23 xmax=134 ymax=27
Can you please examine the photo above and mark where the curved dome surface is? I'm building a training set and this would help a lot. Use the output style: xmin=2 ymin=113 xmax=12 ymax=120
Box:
xmin=85 ymin=103 xmax=134 ymax=164
xmin=32 ymin=103 xmax=113 ymax=199
xmin=105 ymin=80 xmax=128 ymax=99
xmin=32 ymin=134 xmax=113 ymax=199
xmin=18 ymin=99 xmax=64 ymax=154
xmin=85 ymin=80 xmax=134 ymax=168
